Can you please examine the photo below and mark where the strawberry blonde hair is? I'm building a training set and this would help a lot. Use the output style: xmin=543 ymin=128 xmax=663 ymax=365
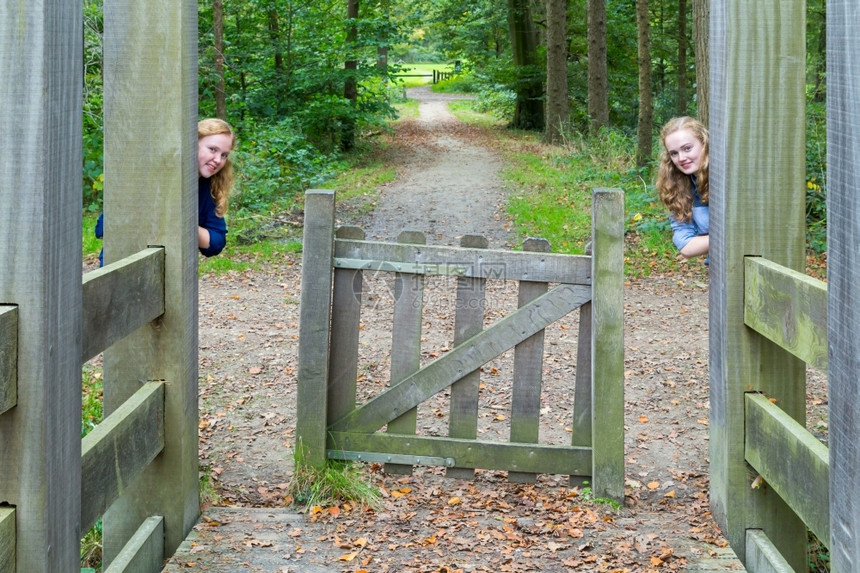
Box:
xmin=655 ymin=116 xmax=709 ymax=223
xmin=198 ymin=118 xmax=236 ymax=218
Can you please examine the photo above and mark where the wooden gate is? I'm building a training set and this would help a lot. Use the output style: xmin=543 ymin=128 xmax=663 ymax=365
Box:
xmin=297 ymin=188 xmax=624 ymax=498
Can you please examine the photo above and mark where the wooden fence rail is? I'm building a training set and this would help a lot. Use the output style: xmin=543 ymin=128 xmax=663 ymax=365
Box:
xmin=737 ymin=254 xmax=832 ymax=568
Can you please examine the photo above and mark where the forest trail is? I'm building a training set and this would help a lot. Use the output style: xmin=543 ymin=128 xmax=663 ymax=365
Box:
xmin=162 ymin=86 xmax=745 ymax=572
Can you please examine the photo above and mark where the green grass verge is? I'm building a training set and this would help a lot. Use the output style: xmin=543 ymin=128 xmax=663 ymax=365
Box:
xmin=288 ymin=445 xmax=381 ymax=510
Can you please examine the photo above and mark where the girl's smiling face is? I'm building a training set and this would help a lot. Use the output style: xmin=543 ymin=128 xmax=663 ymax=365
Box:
xmin=198 ymin=133 xmax=234 ymax=178
xmin=664 ymin=128 xmax=704 ymax=175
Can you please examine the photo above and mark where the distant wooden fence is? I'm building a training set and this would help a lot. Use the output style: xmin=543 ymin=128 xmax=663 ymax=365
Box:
xmin=710 ymin=0 xmax=860 ymax=571
xmin=1 ymin=1 xmax=200 ymax=571
xmin=394 ymin=69 xmax=458 ymax=84
xmin=296 ymin=188 xmax=625 ymax=499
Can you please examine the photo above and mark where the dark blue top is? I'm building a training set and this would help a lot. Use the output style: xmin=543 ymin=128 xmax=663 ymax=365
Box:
xmin=198 ymin=177 xmax=227 ymax=257
xmin=95 ymin=177 xmax=227 ymax=266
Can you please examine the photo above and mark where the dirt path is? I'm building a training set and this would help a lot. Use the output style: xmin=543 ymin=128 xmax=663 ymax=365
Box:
xmin=163 ymin=87 xmax=746 ymax=572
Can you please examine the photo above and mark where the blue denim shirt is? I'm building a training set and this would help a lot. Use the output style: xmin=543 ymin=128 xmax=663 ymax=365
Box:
xmin=669 ymin=177 xmax=709 ymax=252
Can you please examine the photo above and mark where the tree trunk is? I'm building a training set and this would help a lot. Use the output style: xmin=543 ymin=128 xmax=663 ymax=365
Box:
xmin=545 ymin=0 xmax=569 ymax=143
xmin=507 ymin=0 xmax=545 ymax=131
xmin=587 ymin=0 xmax=609 ymax=134
xmin=677 ymin=0 xmax=688 ymax=114
xmin=213 ymin=0 xmax=226 ymax=120
xmin=635 ymin=0 xmax=653 ymax=167
xmin=343 ymin=0 xmax=359 ymax=151
xmin=692 ymin=0 xmax=708 ymax=125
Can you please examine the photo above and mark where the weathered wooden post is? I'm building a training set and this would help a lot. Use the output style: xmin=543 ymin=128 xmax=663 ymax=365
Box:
xmin=827 ymin=2 xmax=860 ymax=570
xmin=590 ymin=188 xmax=625 ymax=500
xmin=709 ymin=0 xmax=808 ymax=567
xmin=0 ymin=2 xmax=83 ymax=571
xmin=101 ymin=0 xmax=200 ymax=563
xmin=297 ymin=190 xmax=337 ymax=467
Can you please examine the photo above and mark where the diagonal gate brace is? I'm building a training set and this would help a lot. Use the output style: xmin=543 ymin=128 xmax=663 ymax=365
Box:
xmin=329 ymin=283 xmax=591 ymax=434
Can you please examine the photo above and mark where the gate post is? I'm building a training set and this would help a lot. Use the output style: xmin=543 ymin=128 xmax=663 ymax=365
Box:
xmin=590 ymin=188 xmax=624 ymax=500
xmin=827 ymin=1 xmax=860 ymax=568
xmin=709 ymin=0 xmax=807 ymax=567
xmin=101 ymin=0 xmax=200 ymax=562
xmin=297 ymin=190 xmax=337 ymax=467
xmin=0 ymin=2 xmax=83 ymax=571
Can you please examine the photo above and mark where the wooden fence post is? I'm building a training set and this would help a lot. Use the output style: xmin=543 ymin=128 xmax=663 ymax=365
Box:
xmin=709 ymin=0 xmax=807 ymax=567
xmin=297 ymin=190 xmax=337 ymax=468
xmin=827 ymin=1 xmax=860 ymax=569
xmin=590 ymin=188 xmax=624 ymax=500
xmin=101 ymin=0 xmax=200 ymax=563
xmin=0 ymin=2 xmax=83 ymax=571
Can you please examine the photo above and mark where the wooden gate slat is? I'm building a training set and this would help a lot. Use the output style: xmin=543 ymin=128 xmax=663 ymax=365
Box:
xmin=328 ymin=226 xmax=366 ymax=422
xmin=447 ymin=235 xmax=489 ymax=480
xmin=328 ymin=432 xmax=592 ymax=476
xmin=386 ymin=231 xmax=427 ymax=475
xmin=509 ymin=238 xmax=551 ymax=484
xmin=330 ymin=283 xmax=591 ymax=433
xmin=334 ymin=239 xmax=592 ymax=284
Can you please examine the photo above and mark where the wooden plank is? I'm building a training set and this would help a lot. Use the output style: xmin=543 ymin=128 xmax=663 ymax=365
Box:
xmin=0 ymin=1 xmax=83 ymax=570
xmin=334 ymin=239 xmax=592 ymax=285
xmin=330 ymin=283 xmax=591 ymax=433
xmin=329 ymin=432 xmax=591 ymax=476
xmin=709 ymin=0 xmax=808 ymax=566
xmin=386 ymin=231 xmax=426 ymax=475
xmin=570 ymin=239 xmax=593 ymax=485
xmin=570 ymin=300 xmax=592 ymax=489
xmin=103 ymin=516 xmax=164 ymax=573
xmin=0 ymin=507 xmax=13 ymax=573
xmin=296 ymin=190 xmax=337 ymax=467
xmin=81 ymin=247 xmax=166 ymax=362
xmin=509 ymin=238 xmax=550 ymax=484
xmin=744 ymin=393 xmax=829 ymax=546
xmin=590 ymin=189 xmax=624 ymax=500
xmin=826 ymin=3 xmax=860 ymax=570
xmin=328 ymin=226 xmax=365 ymax=422
xmin=744 ymin=257 xmax=827 ymax=372
xmin=744 ymin=530 xmax=795 ymax=573
xmin=447 ymin=235 xmax=488 ymax=480
xmin=81 ymin=382 xmax=165 ymax=532
xmin=101 ymin=0 xmax=199 ymax=562
xmin=0 ymin=306 xmax=17 ymax=415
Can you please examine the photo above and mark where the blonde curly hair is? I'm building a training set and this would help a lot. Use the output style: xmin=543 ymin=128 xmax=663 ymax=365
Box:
xmin=198 ymin=118 xmax=236 ymax=218
xmin=655 ymin=116 xmax=709 ymax=223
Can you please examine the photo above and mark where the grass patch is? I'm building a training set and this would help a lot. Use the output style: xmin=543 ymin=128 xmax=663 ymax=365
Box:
xmin=81 ymin=364 xmax=104 ymax=570
xmin=198 ymin=240 xmax=302 ymax=276
xmin=287 ymin=445 xmax=381 ymax=510
xmin=393 ymin=97 xmax=420 ymax=120
xmin=448 ymin=100 xmax=505 ymax=129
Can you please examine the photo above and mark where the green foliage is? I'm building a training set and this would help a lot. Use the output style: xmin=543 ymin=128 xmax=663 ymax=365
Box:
xmin=473 ymin=84 xmax=517 ymax=123
xmin=288 ymin=444 xmax=381 ymax=509
xmin=81 ymin=364 xmax=104 ymax=570
xmin=805 ymin=98 xmax=827 ymax=254
xmin=433 ymin=72 xmax=478 ymax=94
xmin=83 ymin=0 xmax=104 ymax=212
xmin=81 ymin=365 xmax=103 ymax=438
xmin=80 ymin=519 xmax=102 ymax=571
xmin=231 ymin=118 xmax=344 ymax=216
xmin=808 ymin=529 xmax=830 ymax=572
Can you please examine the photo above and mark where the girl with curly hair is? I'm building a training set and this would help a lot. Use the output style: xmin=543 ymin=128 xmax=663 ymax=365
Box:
xmin=197 ymin=118 xmax=236 ymax=257
xmin=655 ymin=116 xmax=709 ymax=260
